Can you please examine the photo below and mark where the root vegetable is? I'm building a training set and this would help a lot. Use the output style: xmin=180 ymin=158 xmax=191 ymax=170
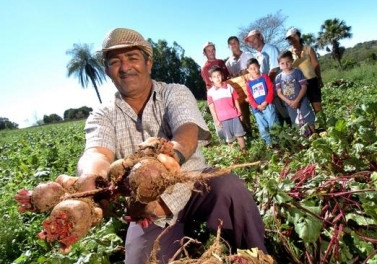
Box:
xmin=38 ymin=199 xmax=94 ymax=251
xmin=91 ymin=206 xmax=103 ymax=226
xmin=15 ymin=182 xmax=66 ymax=213
xmin=32 ymin=182 xmax=66 ymax=212
xmin=128 ymin=158 xmax=170 ymax=204
xmin=126 ymin=157 xmax=263 ymax=206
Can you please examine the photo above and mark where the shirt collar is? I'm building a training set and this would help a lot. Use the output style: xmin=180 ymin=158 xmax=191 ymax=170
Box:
xmin=213 ymin=82 xmax=227 ymax=90
xmin=230 ymin=51 xmax=243 ymax=60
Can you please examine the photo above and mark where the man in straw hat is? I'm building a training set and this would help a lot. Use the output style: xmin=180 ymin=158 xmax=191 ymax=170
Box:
xmin=76 ymin=28 xmax=266 ymax=263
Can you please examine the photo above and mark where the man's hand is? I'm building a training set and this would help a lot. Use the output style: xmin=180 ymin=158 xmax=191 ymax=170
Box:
xmin=76 ymin=147 xmax=114 ymax=192
xmin=126 ymin=198 xmax=172 ymax=228
xmin=157 ymin=153 xmax=180 ymax=173
xmin=145 ymin=198 xmax=171 ymax=219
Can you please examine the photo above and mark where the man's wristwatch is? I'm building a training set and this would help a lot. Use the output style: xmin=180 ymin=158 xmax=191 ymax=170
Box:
xmin=173 ymin=149 xmax=186 ymax=166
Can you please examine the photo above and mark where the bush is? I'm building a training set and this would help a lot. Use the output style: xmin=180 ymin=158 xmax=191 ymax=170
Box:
xmin=0 ymin=117 xmax=18 ymax=130
xmin=43 ymin=114 xmax=63 ymax=124
xmin=63 ymin=106 xmax=93 ymax=120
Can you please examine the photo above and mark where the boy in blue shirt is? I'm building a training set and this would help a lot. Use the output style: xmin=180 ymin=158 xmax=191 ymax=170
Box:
xmin=245 ymin=58 xmax=278 ymax=145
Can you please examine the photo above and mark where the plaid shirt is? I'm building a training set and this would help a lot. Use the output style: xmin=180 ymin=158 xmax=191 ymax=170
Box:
xmin=84 ymin=80 xmax=210 ymax=226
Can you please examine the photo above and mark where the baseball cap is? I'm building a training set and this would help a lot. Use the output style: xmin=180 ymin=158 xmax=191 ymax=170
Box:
xmin=244 ymin=29 xmax=262 ymax=42
xmin=101 ymin=28 xmax=153 ymax=58
xmin=286 ymin=27 xmax=299 ymax=39
xmin=202 ymin=41 xmax=215 ymax=52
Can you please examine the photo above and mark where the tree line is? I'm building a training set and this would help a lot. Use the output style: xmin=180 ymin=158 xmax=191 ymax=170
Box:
xmin=42 ymin=106 xmax=93 ymax=125
xmin=0 ymin=117 xmax=18 ymax=130
xmin=0 ymin=106 xmax=95 ymax=130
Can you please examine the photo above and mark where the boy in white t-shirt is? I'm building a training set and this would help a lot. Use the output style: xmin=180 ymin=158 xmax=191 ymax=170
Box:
xmin=207 ymin=66 xmax=246 ymax=153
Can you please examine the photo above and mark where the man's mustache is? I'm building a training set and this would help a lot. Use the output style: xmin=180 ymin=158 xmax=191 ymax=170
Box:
xmin=119 ymin=71 xmax=138 ymax=78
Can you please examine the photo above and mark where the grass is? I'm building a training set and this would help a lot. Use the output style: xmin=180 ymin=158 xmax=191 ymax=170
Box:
xmin=322 ymin=62 xmax=377 ymax=86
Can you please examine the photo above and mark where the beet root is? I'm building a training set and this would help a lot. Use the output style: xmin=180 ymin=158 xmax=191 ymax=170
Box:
xmin=15 ymin=182 xmax=66 ymax=213
xmin=128 ymin=157 xmax=172 ymax=204
xmin=38 ymin=199 xmax=95 ymax=251
xmin=31 ymin=182 xmax=66 ymax=212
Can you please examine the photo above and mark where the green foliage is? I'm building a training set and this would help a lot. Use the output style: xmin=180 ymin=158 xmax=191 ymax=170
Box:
xmin=302 ymin=33 xmax=317 ymax=50
xmin=322 ymin=61 xmax=377 ymax=87
xmin=43 ymin=114 xmax=63 ymax=124
xmin=13 ymin=218 xmax=125 ymax=264
xmin=319 ymin=40 xmax=377 ymax=73
xmin=0 ymin=117 xmax=19 ymax=130
xmin=63 ymin=106 xmax=93 ymax=121
xmin=149 ymin=39 xmax=206 ymax=99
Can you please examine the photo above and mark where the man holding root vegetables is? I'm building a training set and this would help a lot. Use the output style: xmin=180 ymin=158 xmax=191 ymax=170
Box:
xmin=72 ymin=28 xmax=266 ymax=263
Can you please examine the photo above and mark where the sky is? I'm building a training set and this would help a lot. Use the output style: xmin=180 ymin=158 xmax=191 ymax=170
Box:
xmin=1 ymin=0 xmax=377 ymax=128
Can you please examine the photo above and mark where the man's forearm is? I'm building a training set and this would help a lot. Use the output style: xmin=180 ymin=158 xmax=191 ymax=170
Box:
xmin=171 ymin=122 xmax=198 ymax=162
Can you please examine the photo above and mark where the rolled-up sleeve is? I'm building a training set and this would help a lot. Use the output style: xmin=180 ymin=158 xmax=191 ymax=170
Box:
xmin=163 ymin=84 xmax=210 ymax=143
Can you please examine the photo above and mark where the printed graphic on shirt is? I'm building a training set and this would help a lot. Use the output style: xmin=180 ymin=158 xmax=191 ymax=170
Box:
xmin=282 ymin=79 xmax=296 ymax=97
xmin=252 ymin=82 xmax=266 ymax=98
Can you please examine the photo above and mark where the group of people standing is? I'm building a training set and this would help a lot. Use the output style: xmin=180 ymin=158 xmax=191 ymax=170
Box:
xmin=202 ymin=28 xmax=324 ymax=149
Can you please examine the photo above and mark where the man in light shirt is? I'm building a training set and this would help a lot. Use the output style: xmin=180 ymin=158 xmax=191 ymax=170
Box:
xmin=225 ymin=36 xmax=253 ymax=77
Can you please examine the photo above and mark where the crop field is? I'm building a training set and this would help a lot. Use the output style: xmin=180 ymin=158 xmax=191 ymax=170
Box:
xmin=1 ymin=79 xmax=377 ymax=263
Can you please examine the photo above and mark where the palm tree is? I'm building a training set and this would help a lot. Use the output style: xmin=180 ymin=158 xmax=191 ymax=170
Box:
xmin=317 ymin=18 xmax=352 ymax=69
xmin=302 ymin=33 xmax=317 ymax=48
xmin=66 ymin=43 xmax=106 ymax=103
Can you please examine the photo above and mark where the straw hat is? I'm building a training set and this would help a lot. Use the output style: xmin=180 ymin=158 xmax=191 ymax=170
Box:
xmin=101 ymin=28 xmax=153 ymax=58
